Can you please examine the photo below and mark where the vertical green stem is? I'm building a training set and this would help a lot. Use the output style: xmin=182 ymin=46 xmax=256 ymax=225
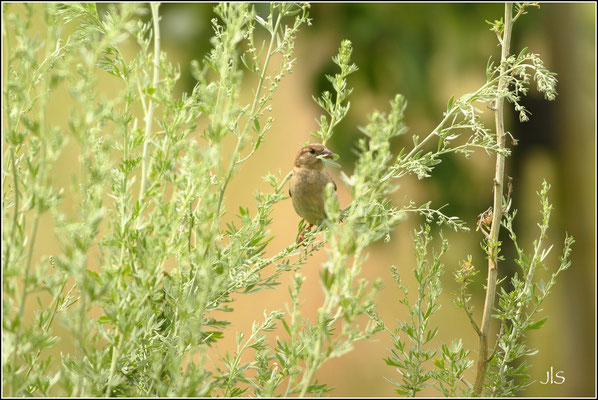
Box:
xmin=139 ymin=2 xmax=161 ymax=202
xmin=24 ymin=277 xmax=68 ymax=380
xmin=3 ymin=12 xmax=18 ymax=276
xmin=6 ymin=148 xmax=20 ymax=271
xmin=11 ymin=213 xmax=40 ymax=393
xmin=299 ymin=343 xmax=321 ymax=397
xmin=105 ymin=337 xmax=121 ymax=396
xmin=473 ymin=3 xmax=513 ymax=396
xmin=210 ymin=9 xmax=282 ymax=235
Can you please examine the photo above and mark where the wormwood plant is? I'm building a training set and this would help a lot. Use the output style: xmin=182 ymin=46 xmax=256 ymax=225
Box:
xmin=2 ymin=3 xmax=317 ymax=396
xmin=2 ymin=2 xmax=572 ymax=398
xmin=374 ymin=3 xmax=573 ymax=397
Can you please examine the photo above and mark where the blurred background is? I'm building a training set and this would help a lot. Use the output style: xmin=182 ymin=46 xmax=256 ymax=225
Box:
xmin=8 ymin=2 xmax=596 ymax=397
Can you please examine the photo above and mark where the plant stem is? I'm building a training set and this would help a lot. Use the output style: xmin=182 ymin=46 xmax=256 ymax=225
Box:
xmin=105 ymin=337 xmax=121 ymax=396
xmin=12 ymin=212 xmax=40 ymax=393
xmin=299 ymin=349 xmax=320 ymax=397
xmin=211 ymin=10 xmax=282 ymax=230
xmin=139 ymin=2 xmax=161 ymax=202
xmin=24 ymin=277 xmax=68 ymax=381
xmin=461 ymin=289 xmax=482 ymax=337
xmin=276 ymin=171 xmax=293 ymax=194
xmin=224 ymin=330 xmax=258 ymax=397
xmin=472 ymin=3 xmax=513 ymax=396
xmin=6 ymin=148 xmax=20 ymax=272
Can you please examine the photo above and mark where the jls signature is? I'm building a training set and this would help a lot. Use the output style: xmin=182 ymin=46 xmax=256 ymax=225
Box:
xmin=539 ymin=366 xmax=565 ymax=385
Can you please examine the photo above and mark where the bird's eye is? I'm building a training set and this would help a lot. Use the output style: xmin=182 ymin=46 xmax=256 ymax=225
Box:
xmin=309 ymin=148 xmax=315 ymax=154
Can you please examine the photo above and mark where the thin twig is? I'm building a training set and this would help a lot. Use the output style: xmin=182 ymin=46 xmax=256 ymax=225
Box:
xmin=206 ymin=9 xmax=284 ymax=262
xmin=462 ymin=291 xmax=482 ymax=337
xmin=487 ymin=320 xmax=505 ymax=363
xmin=513 ymin=3 xmax=540 ymax=24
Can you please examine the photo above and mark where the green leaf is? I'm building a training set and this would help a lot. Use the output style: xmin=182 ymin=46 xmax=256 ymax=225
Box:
xmin=319 ymin=155 xmax=341 ymax=169
xmin=281 ymin=318 xmax=291 ymax=335
xmin=447 ymin=95 xmax=454 ymax=110
xmin=255 ymin=15 xmax=269 ymax=32
xmin=253 ymin=118 xmax=260 ymax=133
xmin=525 ymin=316 xmax=548 ymax=331
xmin=86 ymin=269 xmax=102 ymax=284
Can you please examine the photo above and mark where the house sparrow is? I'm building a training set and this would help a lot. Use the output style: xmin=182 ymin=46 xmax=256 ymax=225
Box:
xmin=289 ymin=143 xmax=337 ymax=243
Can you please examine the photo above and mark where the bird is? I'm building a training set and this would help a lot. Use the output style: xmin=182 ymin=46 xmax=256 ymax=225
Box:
xmin=289 ymin=143 xmax=337 ymax=243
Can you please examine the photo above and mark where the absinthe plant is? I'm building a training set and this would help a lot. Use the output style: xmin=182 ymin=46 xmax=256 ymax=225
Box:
xmin=1 ymin=2 xmax=572 ymax=398
xmin=2 ymin=2 xmax=315 ymax=396
xmin=376 ymin=3 xmax=573 ymax=397
xmin=2 ymin=2 xmax=410 ymax=396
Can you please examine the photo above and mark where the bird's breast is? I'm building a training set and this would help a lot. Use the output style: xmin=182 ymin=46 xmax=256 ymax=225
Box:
xmin=291 ymin=168 xmax=330 ymax=195
xmin=290 ymin=168 xmax=336 ymax=225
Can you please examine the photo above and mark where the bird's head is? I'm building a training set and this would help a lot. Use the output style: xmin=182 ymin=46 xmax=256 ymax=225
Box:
xmin=294 ymin=143 xmax=335 ymax=169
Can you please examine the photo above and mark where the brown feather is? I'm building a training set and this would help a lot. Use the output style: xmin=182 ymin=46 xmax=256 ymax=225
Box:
xmin=289 ymin=144 xmax=338 ymax=226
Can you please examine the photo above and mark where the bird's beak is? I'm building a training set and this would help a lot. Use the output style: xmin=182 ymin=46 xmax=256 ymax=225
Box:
xmin=321 ymin=148 xmax=335 ymax=159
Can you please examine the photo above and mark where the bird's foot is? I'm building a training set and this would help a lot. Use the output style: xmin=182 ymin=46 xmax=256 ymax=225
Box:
xmin=297 ymin=224 xmax=314 ymax=245
xmin=297 ymin=231 xmax=305 ymax=244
